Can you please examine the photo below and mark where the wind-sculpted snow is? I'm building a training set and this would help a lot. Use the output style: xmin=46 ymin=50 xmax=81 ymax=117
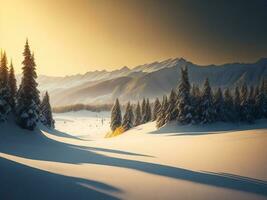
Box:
xmin=0 ymin=112 xmax=267 ymax=200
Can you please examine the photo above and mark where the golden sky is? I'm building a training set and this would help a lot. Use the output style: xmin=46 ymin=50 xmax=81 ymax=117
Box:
xmin=1 ymin=0 xmax=267 ymax=76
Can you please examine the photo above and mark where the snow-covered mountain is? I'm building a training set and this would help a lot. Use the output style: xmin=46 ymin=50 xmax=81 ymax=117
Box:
xmin=34 ymin=58 xmax=267 ymax=106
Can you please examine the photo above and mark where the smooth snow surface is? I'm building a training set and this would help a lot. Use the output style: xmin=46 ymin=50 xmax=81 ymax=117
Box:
xmin=0 ymin=111 xmax=267 ymax=200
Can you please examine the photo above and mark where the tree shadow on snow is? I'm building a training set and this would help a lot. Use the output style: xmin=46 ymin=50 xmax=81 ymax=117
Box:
xmin=0 ymin=157 xmax=121 ymax=200
xmin=0 ymin=128 xmax=267 ymax=198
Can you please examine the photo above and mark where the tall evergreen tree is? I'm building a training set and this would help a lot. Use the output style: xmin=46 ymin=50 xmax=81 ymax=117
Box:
xmin=200 ymin=78 xmax=215 ymax=124
xmin=152 ymin=98 xmax=161 ymax=121
xmin=110 ymin=98 xmax=122 ymax=131
xmin=0 ymin=51 xmax=11 ymax=121
xmin=176 ymin=67 xmax=193 ymax=124
xmin=165 ymin=89 xmax=177 ymax=123
xmin=16 ymin=40 xmax=41 ymax=130
xmin=156 ymin=95 xmax=168 ymax=128
xmin=40 ymin=92 xmax=54 ymax=128
xmin=134 ymin=101 xmax=142 ymax=126
xmin=122 ymin=102 xmax=134 ymax=131
xmin=8 ymin=60 xmax=17 ymax=110
xmin=213 ymin=88 xmax=224 ymax=121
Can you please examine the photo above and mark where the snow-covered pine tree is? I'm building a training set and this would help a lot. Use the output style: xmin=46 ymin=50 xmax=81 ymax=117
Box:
xmin=165 ymin=89 xmax=177 ymax=123
xmin=233 ymin=86 xmax=241 ymax=121
xmin=0 ymin=51 xmax=11 ymax=121
xmin=8 ymin=60 xmax=17 ymax=110
xmin=240 ymin=83 xmax=253 ymax=123
xmin=176 ymin=67 xmax=192 ymax=124
xmin=16 ymin=40 xmax=41 ymax=130
xmin=222 ymin=88 xmax=234 ymax=122
xmin=122 ymin=102 xmax=134 ymax=131
xmin=200 ymin=78 xmax=215 ymax=124
xmin=152 ymin=98 xmax=161 ymax=121
xmin=40 ymin=91 xmax=55 ymax=128
xmin=191 ymin=84 xmax=201 ymax=124
xmin=156 ymin=95 xmax=168 ymax=128
xmin=213 ymin=88 xmax=224 ymax=121
xmin=110 ymin=98 xmax=122 ymax=131
xmin=141 ymin=98 xmax=146 ymax=123
xmin=134 ymin=101 xmax=142 ymax=126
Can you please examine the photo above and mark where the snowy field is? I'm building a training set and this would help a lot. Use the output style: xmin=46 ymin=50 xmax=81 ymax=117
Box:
xmin=0 ymin=111 xmax=267 ymax=200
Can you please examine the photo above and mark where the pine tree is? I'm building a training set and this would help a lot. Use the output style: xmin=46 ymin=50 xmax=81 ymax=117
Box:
xmin=0 ymin=51 xmax=11 ymax=121
xmin=156 ymin=95 xmax=168 ymax=128
xmin=16 ymin=40 xmax=40 ymax=130
xmin=213 ymin=88 xmax=224 ymax=121
xmin=165 ymin=89 xmax=177 ymax=123
xmin=152 ymin=98 xmax=161 ymax=121
xmin=8 ymin=60 xmax=17 ymax=110
xmin=110 ymin=98 xmax=122 ymax=131
xmin=176 ymin=67 xmax=192 ymax=124
xmin=141 ymin=98 xmax=146 ymax=123
xmin=200 ymin=78 xmax=215 ymax=124
xmin=222 ymin=88 xmax=234 ymax=122
xmin=134 ymin=101 xmax=142 ymax=126
xmin=122 ymin=102 xmax=134 ymax=131
xmin=40 ymin=92 xmax=55 ymax=128
xmin=240 ymin=83 xmax=253 ymax=123
xmin=233 ymin=86 xmax=241 ymax=121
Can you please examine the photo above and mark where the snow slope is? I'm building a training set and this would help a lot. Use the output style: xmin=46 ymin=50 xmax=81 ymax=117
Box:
xmin=0 ymin=111 xmax=267 ymax=200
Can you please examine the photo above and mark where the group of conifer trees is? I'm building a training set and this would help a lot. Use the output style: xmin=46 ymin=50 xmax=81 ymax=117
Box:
xmin=110 ymin=98 xmax=153 ymax=132
xmin=0 ymin=40 xmax=54 ymax=130
xmin=111 ymin=66 xmax=267 ymax=132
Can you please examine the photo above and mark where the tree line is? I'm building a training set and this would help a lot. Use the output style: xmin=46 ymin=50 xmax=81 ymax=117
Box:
xmin=0 ymin=40 xmax=54 ymax=130
xmin=110 ymin=66 xmax=267 ymax=132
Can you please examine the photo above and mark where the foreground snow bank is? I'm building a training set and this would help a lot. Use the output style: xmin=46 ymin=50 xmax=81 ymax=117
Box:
xmin=0 ymin=116 xmax=267 ymax=200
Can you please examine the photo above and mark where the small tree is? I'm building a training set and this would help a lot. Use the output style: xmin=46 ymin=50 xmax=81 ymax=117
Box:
xmin=200 ymin=78 xmax=215 ymax=124
xmin=134 ymin=101 xmax=142 ymax=126
xmin=122 ymin=102 xmax=134 ymax=131
xmin=0 ymin=51 xmax=11 ymax=121
xmin=40 ymin=91 xmax=54 ymax=128
xmin=152 ymin=98 xmax=161 ymax=121
xmin=110 ymin=98 xmax=122 ymax=131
